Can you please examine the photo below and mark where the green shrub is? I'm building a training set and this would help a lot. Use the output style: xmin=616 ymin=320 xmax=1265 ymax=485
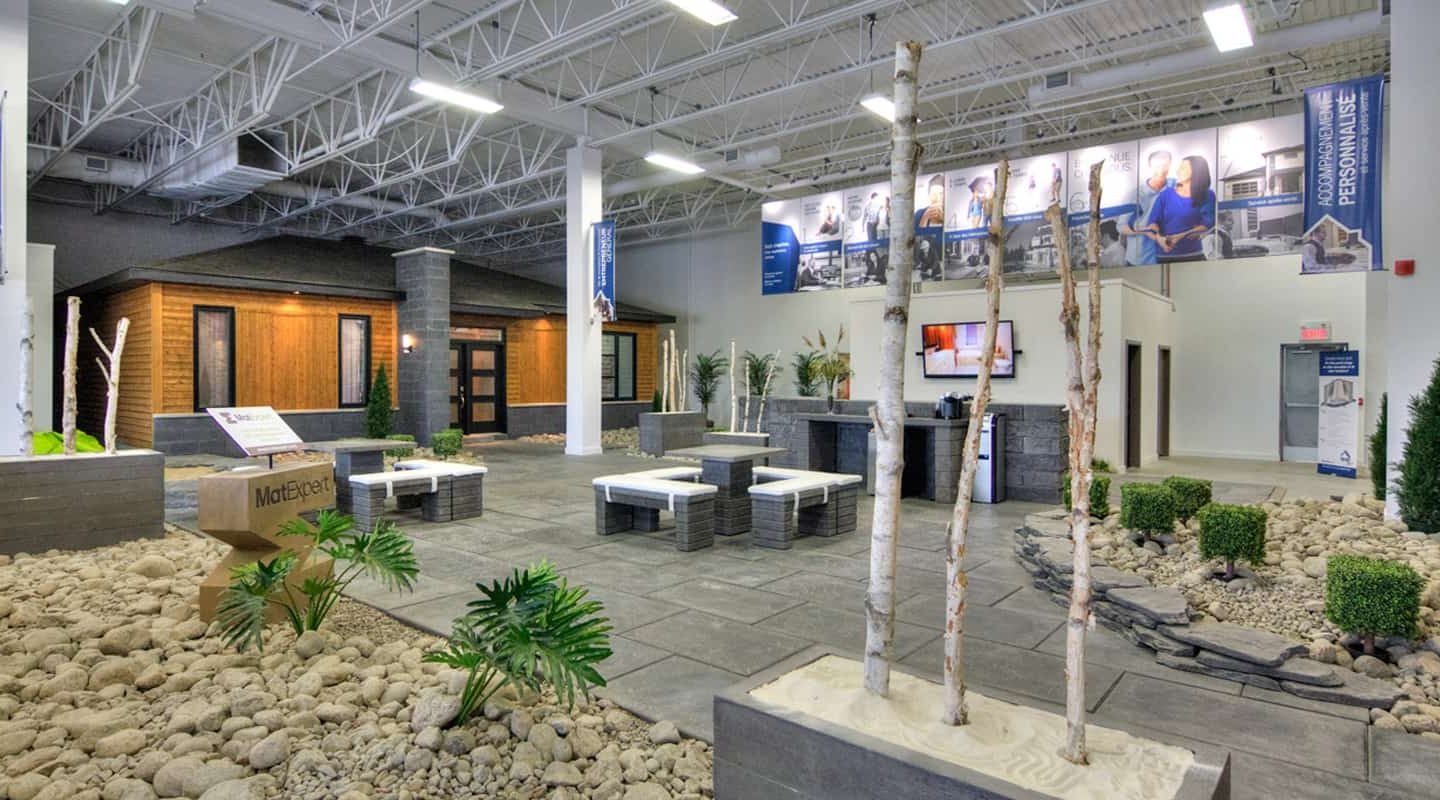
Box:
xmin=1062 ymin=472 xmax=1111 ymax=518
xmin=384 ymin=433 xmax=416 ymax=459
xmin=216 ymin=510 xmax=419 ymax=652
xmin=652 ymin=389 xmax=662 ymax=413
xmin=792 ymin=351 xmax=822 ymax=397
xmin=424 ymin=561 xmax=611 ymax=726
xmin=1091 ymin=458 xmax=1113 ymax=474
xmin=1324 ymin=555 xmax=1423 ymax=654
xmin=1370 ymin=393 xmax=1387 ymax=500
xmin=365 ymin=364 xmax=394 ymax=438
xmin=1120 ymin=483 xmax=1177 ymax=536
xmin=31 ymin=430 xmax=104 ymax=455
xmin=1161 ymin=476 xmax=1212 ymax=522
xmin=1396 ymin=358 xmax=1440 ymax=533
xmin=1197 ymin=503 xmax=1267 ymax=578
xmin=431 ymin=429 xmax=463 ymax=460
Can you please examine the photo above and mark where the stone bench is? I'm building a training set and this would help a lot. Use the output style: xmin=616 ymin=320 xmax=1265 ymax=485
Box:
xmin=347 ymin=462 xmax=484 ymax=530
xmin=748 ymin=471 xmax=862 ymax=549
xmin=593 ymin=475 xmax=717 ymax=552
xmin=393 ymin=460 xmax=487 ymax=519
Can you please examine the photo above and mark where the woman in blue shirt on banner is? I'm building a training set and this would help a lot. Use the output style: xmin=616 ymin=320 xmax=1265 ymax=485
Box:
xmin=1143 ymin=154 xmax=1216 ymax=263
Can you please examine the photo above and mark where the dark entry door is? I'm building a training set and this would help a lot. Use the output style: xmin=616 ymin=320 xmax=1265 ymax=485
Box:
xmin=1157 ymin=347 xmax=1171 ymax=458
xmin=449 ymin=342 xmax=506 ymax=434
xmin=1126 ymin=343 xmax=1143 ymax=469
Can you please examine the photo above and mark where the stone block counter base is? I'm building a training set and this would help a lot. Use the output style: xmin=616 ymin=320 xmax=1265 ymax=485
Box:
xmin=0 ymin=450 xmax=164 ymax=555
xmin=638 ymin=411 xmax=704 ymax=456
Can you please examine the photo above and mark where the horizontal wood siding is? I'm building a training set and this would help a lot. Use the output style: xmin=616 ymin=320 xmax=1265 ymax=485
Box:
xmin=157 ymin=285 xmax=398 ymax=414
xmin=76 ymin=285 xmax=155 ymax=448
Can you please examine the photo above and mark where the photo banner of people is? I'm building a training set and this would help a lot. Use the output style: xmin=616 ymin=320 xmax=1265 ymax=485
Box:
xmin=843 ymin=181 xmax=892 ymax=288
xmin=759 ymin=111 xmax=1352 ymax=294
xmin=1302 ymin=74 xmax=1385 ymax=273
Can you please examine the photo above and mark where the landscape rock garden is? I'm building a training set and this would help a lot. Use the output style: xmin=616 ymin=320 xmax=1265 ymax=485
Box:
xmin=0 ymin=530 xmax=712 ymax=800
xmin=1018 ymin=477 xmax=1440 ymax=738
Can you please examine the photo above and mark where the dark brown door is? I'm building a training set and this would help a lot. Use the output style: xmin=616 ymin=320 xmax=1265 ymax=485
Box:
xmin=1126 ymin=343 xmax=1143 ymax=469
xmin=449 ymin=343 xmax=506 ymax=434
xmin=1157 ymin=347 xmax=1171 ymax=458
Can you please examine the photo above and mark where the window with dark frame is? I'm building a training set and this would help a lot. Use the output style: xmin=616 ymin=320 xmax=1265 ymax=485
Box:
xmin=601 ymin=332 xmax=636 ymax=401
xmin=193 ymin=306 xmax=235 ymax=411
xmin=339 ymin=315 xmax=372 ymax=408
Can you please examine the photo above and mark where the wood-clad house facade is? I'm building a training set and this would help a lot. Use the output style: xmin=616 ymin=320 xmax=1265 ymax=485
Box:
xmin=66 ymin=237 xmax=670 ymax=453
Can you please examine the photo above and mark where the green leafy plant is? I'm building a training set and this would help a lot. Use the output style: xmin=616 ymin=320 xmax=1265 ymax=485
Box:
xmin=688 ymin=350 xmax=729 ymax=424
xmin=216 ymin=510 xmax=419 ymax=652
xmin=652 ymin=389 xmax=663 ymax=413
xmin=1395 ymin=359 xmax=1440 ymax=532
xmin=1370 ymin=393 xmax=1387 ymax=500
xmin=365 ymin=364 xmax=394 ymax=438
xmin=424 ymin=561 xmax=612 ymax=725
xmin=1091 ymin=458 xmax=1113 ymax=474
xmin=1120 ymin=483 xmax=1177 ymax=537
xmin=1197 ymin=503 xmax=1267 ymax=579
xmin=384 ymin=433 xmax=416 ymax=459
xmin=1161 ymin=476 xmax=1213 ymax=522
xmin=1063 ymin=473 xmax=1111 ymax=519
xmin=801 ymin=327 xmax=851 ymax=404
xmin=31 ymin=430 xmax=104 ymax=455
xmin=743 ymin=351 xmax=777 ymax=396
xmin=1325 ymin=554 xmax=1423 ymax=655
xmin=792 ymin=351 xmax=823 ymax=397
xmin=431 ymin=429 xmax=464 ymax=460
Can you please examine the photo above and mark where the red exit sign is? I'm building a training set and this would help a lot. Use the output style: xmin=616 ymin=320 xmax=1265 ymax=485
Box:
xmin=1300 ymin=321 xmax=1331 ymax=341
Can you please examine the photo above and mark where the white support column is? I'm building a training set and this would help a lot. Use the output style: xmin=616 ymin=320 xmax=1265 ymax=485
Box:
xmin=0 ymin=0 xmax=30 ymax=455
xmin=1384 ymin=0 xmax=1440 ymax=519
xmin=565 ymin=142 xmax=604 ymax=456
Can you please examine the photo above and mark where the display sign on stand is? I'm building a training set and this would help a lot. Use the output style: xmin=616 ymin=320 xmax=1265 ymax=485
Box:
xmin=1317 ymin=350 xmax=1361 ymax=479
xmin=206 ymin=407 xmax=304 ymax=464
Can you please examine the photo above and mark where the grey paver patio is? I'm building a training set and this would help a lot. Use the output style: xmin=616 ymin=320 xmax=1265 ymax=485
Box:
xmin=757 ymin=603 xmax=937 ymax=661
xmin=626 ymin=610 xmax=810 ymax=676
xmin=646 ymin=578 xmax=805 ymax=624
xmin=602 ymin=656 xmax=741 ymax=742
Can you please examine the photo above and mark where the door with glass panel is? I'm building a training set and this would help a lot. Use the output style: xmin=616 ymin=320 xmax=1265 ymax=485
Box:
xmin=1280 ymin=342 xmax=1346 ymax=461
xmin=449 ymin=342 xmax=505 ymax=434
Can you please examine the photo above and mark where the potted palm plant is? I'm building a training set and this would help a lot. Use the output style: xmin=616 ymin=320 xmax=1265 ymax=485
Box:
xmin=689 ymin=349 xmax=729 ymax=427
xmin=802 ymin=326 xmax=851 ymax=413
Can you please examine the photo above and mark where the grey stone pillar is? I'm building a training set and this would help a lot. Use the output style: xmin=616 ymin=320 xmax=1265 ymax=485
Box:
xmin=393 ymin=247 xmax=452 ymax=445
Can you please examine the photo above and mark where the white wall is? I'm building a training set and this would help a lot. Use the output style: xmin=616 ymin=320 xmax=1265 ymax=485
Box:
xmin=0 ymin=0 xmax=28 ymax=455
xmin=1121 ymin=283 xmax=1179 ymax=469
xmin=1168 ymin=256 xmax=1369 ymax=461
xmin=1384 ymin=0 xmax=1440 ymax=516
xmin=26 ymin=244 xmax=53 ymax=431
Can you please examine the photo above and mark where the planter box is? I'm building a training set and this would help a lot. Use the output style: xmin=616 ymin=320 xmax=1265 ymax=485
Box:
xmin=0 ymin=450 xmax=165 ymax=555
xmin=715 ymin=648 xmax=1230 ymax=800
xmin=703 ymin=431 xmax=772 ymax=448
xmin=638 ymin=411 xmax=704 ymax=456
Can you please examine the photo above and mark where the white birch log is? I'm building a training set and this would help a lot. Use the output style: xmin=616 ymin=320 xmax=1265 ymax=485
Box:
xmin=661 ymin=337 xmax=670 ymax=413
xmin=62 ymin=297 xmax=81 ymax=455
xmin=864 ymin=40 xmax=924 ymax=697
xmin=90 ymin=318 xmax=130 ymax=455
xmin=680 ymin=349 xmax=688 ymax=411
xmin=17 ymin=298 xmax=33 ymax=456
xmin=742 ymin=354 xmax=752 ymax=433
xmin=756 ymin=349 xmax=781 ymax=431
xmin=942 ymin=158 xmax=1010 ymax=725
xmin=729 ymin=341 xmax=738 ymax=431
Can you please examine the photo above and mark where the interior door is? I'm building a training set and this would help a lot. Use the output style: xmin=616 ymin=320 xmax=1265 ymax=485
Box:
xmin=1126 ymin=343 xmax=1142 ymax=469
xmin=1157 ymin=347 xmax=1171 ymax=458
xmin=1280 ymin=342 xmax=1346 ymax=461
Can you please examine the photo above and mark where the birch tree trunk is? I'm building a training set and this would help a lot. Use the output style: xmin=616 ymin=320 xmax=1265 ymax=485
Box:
xmin=91 ymin=318 xmax=130 ymax=455
xmin=942 ymin=159 xmax=1010 ymax=725
xmin=742 ymin=357 xmax=752 ymax=433
xmin=864 ymin=40 xmax=924 ymax=697
xmin=17 ymin=298 xmax=33 ymax=456
xmin=1044 ymin=162 xmax=1106 ymax=764
xmin=729 ymin=341 xmax=738 ymax=431
xmin=62 ymin=297 xmax=81 ymax=455
xmin=756 ymin=350 xmax=780 ymax=431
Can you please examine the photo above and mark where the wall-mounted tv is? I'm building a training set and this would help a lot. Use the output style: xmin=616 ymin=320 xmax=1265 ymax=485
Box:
xmin=921 ymin=321 xmax=1016 ymax=379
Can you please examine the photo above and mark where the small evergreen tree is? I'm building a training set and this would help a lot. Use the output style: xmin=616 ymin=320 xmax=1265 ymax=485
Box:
xmin=366 ymin=365 xmax=394 ymax=438
xmin=1370 ymin=393 xmax=1387 ymax=500
xmin=1396 ymin=358 xmax=1440 ymax=533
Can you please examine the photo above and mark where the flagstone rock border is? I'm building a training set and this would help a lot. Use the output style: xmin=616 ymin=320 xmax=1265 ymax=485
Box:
xmin=1015 ymin=511 xmax=1405 ymax=712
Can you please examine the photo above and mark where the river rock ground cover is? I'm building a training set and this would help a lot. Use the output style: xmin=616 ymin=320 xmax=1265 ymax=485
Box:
xmin=0 ymin=528 xmax=712 ymax=800
xmin=1093 ymin=492 xmax=1440 ymax=735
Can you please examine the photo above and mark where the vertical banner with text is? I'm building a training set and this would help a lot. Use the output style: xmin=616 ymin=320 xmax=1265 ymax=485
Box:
xmin=1317 ymin=350 xmax=1361 ymax=479
xmin=1303 ymin=74 xmax=1384 ymax=273
xmin=592 ymin=220 xmax=617 ymax=321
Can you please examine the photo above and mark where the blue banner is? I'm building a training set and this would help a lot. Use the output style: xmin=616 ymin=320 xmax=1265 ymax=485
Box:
xmin=761 ymin=220 xmax=800 ymax=294
xmin=591 ymin=220 xmax=616 ymax=321
xmin=1303 ymin=75 xmax=1384 ymax=273
xmin=1317 ymin=350 xmax=1361 ymax=479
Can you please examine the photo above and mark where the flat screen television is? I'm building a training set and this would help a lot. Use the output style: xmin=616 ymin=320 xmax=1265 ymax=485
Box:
xmin=920 ymin=321 xmax=1016 ymax=379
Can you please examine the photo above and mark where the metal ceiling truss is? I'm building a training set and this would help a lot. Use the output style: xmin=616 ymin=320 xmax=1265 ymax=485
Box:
xmin=26 ymin=5 xmax=160 ymax=188
xmin=286 ymin=0 xmax=435 ymax=79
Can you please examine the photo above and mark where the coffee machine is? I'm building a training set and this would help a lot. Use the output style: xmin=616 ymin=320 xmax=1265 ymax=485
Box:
xmin=936 ymin=392 xmax=969 ymax=420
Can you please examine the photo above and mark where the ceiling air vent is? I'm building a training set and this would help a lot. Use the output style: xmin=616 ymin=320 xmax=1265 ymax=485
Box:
xmin=1044 ymin=71 xmax=1072 ymax=90
xmin=84 ymin=156 xmax=110 ymax=173
xmin=723 ymin=149 xmax=739 ymax=163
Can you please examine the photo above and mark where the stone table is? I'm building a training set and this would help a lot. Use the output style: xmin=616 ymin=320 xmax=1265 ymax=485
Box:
xmin=306 ymin=439 xmax=398 ymax=480
xmin=666 ymin=444 xmax=788 ymax=535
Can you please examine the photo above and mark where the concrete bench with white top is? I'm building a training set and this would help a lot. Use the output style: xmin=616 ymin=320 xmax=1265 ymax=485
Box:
xmin=748 ymin=468 xmax=862 ymax=549
xmin=345 ymin=461 xmax=487 ymax=529
xmin=592 ymin=473 xmax=717 ymax=551
xmin=394 ymin=459 xmax=487 ymax=519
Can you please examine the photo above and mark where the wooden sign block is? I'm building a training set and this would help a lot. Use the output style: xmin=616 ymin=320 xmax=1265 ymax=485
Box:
xmin=198 ymin=463 xmax=336 ymax=549
xmin=198 ymin=547 xmax=334 ymax=623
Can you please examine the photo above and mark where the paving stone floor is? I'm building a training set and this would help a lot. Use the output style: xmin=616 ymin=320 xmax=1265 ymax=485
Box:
xmin=170 ymin=442 xmax=1435 ymax=799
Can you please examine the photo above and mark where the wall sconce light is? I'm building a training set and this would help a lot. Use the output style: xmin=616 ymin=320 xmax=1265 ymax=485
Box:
xmin=402 ymin=334 xmax=416 ymax=355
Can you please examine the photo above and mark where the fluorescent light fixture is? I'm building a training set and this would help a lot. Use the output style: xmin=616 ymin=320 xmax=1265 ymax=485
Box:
xmin=1203 ymin=2 xmax=1253 ymax=52
xmin=409 ymin=78 xmax=503 ymax=114
xmin=644 ymin=152 xmax=706 ymax=175
xmin=661 ymin=0 xmax=737 ymax=26
xmin=860 ymin=94 xmax=896 ymax=122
